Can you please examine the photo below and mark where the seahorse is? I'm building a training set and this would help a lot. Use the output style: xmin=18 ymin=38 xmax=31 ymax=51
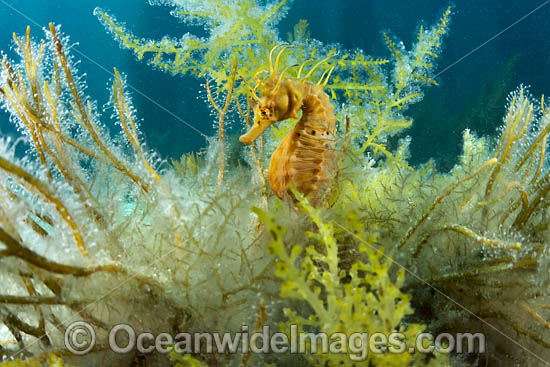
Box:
xmin=239 ymin=46 xmax=336 ymax=207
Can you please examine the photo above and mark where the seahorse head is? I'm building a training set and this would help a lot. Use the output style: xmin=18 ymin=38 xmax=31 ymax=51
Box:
xmin=239 ymin=45 xmax=301 ymax=145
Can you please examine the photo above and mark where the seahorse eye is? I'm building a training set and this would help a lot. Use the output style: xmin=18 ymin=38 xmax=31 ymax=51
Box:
xmin=260 ymin=107 xmax=271 ymax=119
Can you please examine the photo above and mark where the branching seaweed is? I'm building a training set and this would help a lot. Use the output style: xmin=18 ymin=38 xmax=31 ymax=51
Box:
xmin=0 ymin=25 xmax=274 ymax=365
xmin=254 ymin=191 xmax=451 ymax=366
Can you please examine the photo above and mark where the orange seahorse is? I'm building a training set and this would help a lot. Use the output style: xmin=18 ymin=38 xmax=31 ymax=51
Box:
xmin=239 ymin=46 xmax=336 ymax=207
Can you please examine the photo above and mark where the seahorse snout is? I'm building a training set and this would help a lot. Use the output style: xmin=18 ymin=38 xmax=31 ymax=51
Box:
xmin=239 ymin=119 xmax=272 ymax=145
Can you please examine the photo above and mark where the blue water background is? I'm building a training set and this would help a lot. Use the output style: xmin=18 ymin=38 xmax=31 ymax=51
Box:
xmin=0 ymin=0 xmax=549 ymax=171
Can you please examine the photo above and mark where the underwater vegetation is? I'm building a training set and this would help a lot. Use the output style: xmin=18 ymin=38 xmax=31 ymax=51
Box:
xmin=0 ymin=1 xmax=549 ymax=366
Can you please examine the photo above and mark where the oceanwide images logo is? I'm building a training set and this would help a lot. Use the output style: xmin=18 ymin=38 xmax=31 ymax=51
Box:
xmin=65 ymin=322 xmax=486 ymax=360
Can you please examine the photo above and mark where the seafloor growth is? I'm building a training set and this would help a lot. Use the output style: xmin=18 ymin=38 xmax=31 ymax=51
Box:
xmin=0 ymin=1 xmax=549 ymax=366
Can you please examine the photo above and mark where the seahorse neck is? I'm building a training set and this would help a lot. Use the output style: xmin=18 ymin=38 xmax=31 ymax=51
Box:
xmin=295 ymin=81 xmax=336 ymax=129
